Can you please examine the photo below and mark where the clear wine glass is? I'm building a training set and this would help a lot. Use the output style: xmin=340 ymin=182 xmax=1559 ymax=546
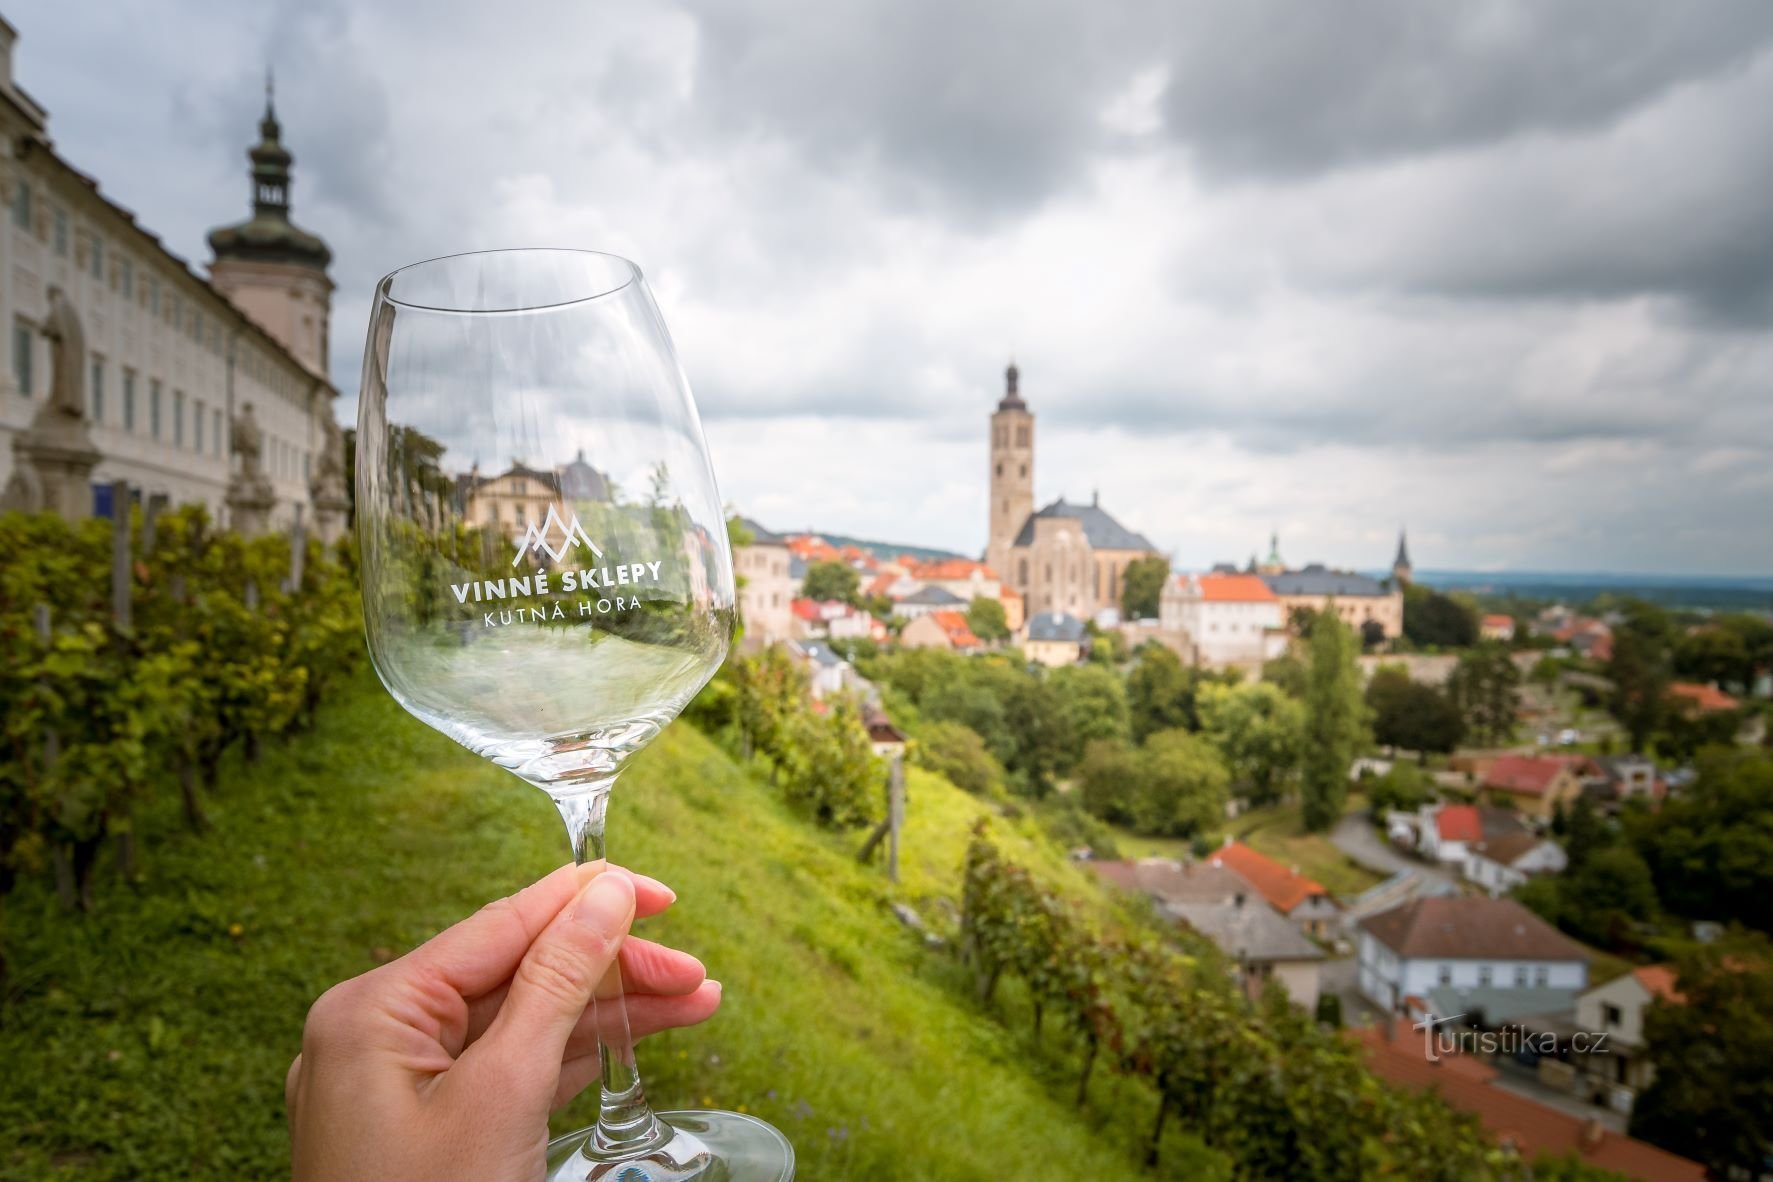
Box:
xmin=355 ymin=248 xmax=793 ymax=1181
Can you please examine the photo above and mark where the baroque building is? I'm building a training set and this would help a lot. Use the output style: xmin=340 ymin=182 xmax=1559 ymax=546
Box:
xmin=0 ymin=19 xmax=340 ymax=533
xmin=983 ymin=361 xmax=1160 ymax=618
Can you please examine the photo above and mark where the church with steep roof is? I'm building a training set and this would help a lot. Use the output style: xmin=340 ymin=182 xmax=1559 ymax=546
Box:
xmin=984 ymin=362 xmax=1161 ymax=619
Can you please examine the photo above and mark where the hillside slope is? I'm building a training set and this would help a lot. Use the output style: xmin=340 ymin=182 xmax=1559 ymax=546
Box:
xmin=0 ymin=667 xmax=1224 ymax=1180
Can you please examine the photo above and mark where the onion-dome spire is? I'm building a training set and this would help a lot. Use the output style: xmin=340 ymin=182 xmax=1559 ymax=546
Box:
xmin=207 ymin=70 xmax=332 ymax=271
xmin=997 ymin=357 xmax=1027 ymax=411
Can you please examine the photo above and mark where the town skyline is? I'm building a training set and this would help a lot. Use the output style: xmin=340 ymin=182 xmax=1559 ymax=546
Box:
xmin=11 ymin=0 xmax=1773 ymax=576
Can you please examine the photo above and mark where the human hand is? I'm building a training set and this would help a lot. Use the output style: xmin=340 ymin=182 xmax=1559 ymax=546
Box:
xmin=287 ymin=863 xmax=720 ymax=1182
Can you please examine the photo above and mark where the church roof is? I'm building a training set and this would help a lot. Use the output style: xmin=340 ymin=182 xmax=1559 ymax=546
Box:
xmin=1012 ymin=498 xmax=1157 ymax=553
xmin=1026 ymin=612 xmax=1086 ymax=642
xmin=1394 ymin=530 xmax=1412 ymax=569
xmin=1260 ymin=565 xmax=1390 ymax=598
xmin=207 ymin=82 xmax=331 ymax=271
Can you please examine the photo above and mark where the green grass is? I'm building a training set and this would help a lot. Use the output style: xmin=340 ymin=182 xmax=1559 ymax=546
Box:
xmin=0 ymin=667 xmax=1229 ymax=1180
xmin=1106 ymin=798 xmax=1383 ymax=899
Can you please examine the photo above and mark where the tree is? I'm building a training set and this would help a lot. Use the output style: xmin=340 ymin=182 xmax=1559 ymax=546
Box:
xmin=800 ymin=559 xmax=860 ymax=605
xmin=1608 ymin=602 xmax=1676 ymax=753
xmin=913 ymin=720 xmax=1004 ymax=796
xmin=1050 ymin=663 xmax=1131 ymax=751
xmin=1120 ymin=555 xmax=1171 ymax=621
xmin=1077 ymin=738 xmax=1142 ymax=828
xmin=1674 ymin=625 xmax=1749 ymax=693
xmin=1126 ymin=642 xmax=1196 ymax=741
xmin=1365 ymin=667 xmax=1465 ymax=760
xmin=1196 ymin=681 xmax=1305 ymax=805
xmin=1300 ymin=611 xmax=1369 ymax=831
xmin=1630 ymin=932 xmax=1773 ymax=1178
xmin=1446 ymin=641 xmax=1521 ymax=746
xmin=1360 ymin=618 xmax=1387 ymax=651
xmin=1261 ymin=653 xmax=1308 ymax=699
xmin=1630 ymin=748 xmax=1773 ymax=932
xmin=966 ymin=596 xmax=1010 ymax=643
xmin=1402 ymin=585 xmax=1479 ymax=649
xmin=1365 ymin=763 xmax=1433 ymax=813
xmin=1557 ymin=845 xmax=1657 ymax=946
xmin=1078 ymin=733 xmax=1228 ymax=837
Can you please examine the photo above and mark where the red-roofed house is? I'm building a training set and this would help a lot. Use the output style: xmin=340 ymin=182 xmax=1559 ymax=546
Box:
xmin=1354 ymin=1025 xmax=1705 ymax=1181
xmin=900 ymin=608 xmax=982 ymax=652
xmin=1428 ymin=804 xmax=1483 ymax=864
xmin=1666 ymin=681 xmax=1739 ymax=714
xmin=1211 ymin=839 xmax=1343 ymax=940
xmin=910 ymin=558 xmax=1003 ymax=604
xmin=1573 ymin=966 xmax=1687 ymax=1113
xmin=1481 ymin=614 xmax=1517 ymax=642
xmin=1159 ymin=572 xmax=1288 ymax=669
xmin=1484 ymin=755 xmax=1592 ymax=821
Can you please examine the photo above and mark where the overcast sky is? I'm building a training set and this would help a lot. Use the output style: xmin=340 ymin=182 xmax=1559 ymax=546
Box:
xmin=15 ymin=0 xmax=1773 ymax=575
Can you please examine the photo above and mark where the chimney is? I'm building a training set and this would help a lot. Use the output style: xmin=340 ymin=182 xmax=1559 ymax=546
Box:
xmin=1580 ymin=1118 xmax=1605 ymax=1148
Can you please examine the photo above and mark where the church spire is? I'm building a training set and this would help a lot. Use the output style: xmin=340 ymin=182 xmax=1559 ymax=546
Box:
xmin=997 ymin=358 xmax=1026 ymax=411
xmin=208 ymin=76 xmax=331 ymax=271
xmin=1392 ymin=528 xmax=1413 ymax=586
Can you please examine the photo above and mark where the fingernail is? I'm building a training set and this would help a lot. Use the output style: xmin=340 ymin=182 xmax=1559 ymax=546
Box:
xmin=706 ymin=979 xmax=722 ymax=994
xmin=574 ymin=869 xmax=636 ymax=933
xmin=631 ymin=871 xmax=676 ymax=903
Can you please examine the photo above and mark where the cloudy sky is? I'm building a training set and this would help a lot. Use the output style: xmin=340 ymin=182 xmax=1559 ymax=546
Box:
xmin=15 ymin=0 xmax=1773 ymax=575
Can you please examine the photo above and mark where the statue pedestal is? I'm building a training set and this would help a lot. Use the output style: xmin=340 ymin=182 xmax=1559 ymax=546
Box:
xmin=311 ymin=488 xmax=349 ymax=545
xmin=11 ymin=425 xmax=102 ymax=519
xmin=227 ymin=475 xmax=277 ymax=538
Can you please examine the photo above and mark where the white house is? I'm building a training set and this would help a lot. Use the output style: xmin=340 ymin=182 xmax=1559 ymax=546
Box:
xmin=1356 ymin=896 xmax=1588 ymax=1013
xmin=1463 ymin=833 xmax=1567 ymax=897
xmin=1572 ymin=966 xmax=1683 ymax=1114
xmin=891 ymin=585 xmax=967 ymax=620
xmin=1159 ymin=571 xmax=1288 ymax=669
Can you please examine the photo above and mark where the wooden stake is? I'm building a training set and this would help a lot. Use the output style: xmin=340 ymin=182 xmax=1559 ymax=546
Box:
xmin=110 ymin=479 xmax=131 ymax=633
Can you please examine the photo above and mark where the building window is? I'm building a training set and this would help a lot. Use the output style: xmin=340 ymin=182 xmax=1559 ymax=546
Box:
xmin=303 ymin=451 xmax=310 ymax=482
xmin=12 ymin=321 xmax=32 ymax=397
xmin=90 ymin=235 xmax=104 ymax=280
xmin=123 ymin=369 xmax=137 ymax=431
xmin=90 ymin=356 xmax=105 ymax=422
xmin=120 ymin=258 xmax=134 ymax=299
xmin=173 ymin=390 xmax=185 ymax=447
xmin=1478 ymin=965 xmax=1492 ymax=986
xmin=150 ymin=380 xmax=162 ymax=438
xmin=514 ymin=479 xmax=527 ymax=495
xmin=1514 ymin=965 xmax=1528 ymax=987
xmin=1015 ymin=425 xmax=1029 ymax=447
xmin=10 ymin=181 xmax=30 ymax=228
xmin=212 ymin=409 xmax=222 ymax=454
xmin=194 ymin=399 xmax=205 ymax=451
xmin=54 ymin=209 xmax=68 ymax=255
xmin=515 ymin=503 xmax=526 ymax=524
xmin=1602 ymin=1003 xmax=1622 ymax=1027
xmin=1437 ymin=964 xmax=1452 ymax=986
xmin=192 ymin=309 xmax=202 ymax=342
xmin=149 ymin=278 xmax=161 ymax=316
xmin=995 ymin=462 xmax=1002 ymax=477
xmin=1534 ymin=965 xmax=1549 ymax=987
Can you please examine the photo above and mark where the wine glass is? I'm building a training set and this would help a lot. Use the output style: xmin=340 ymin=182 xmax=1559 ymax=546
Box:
xmin=355 ymin=248 xmax=794 ymax=1181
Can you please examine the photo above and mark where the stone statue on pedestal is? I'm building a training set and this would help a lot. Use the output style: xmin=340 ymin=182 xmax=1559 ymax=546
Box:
xmin=226 ymin=402 xmax=277 ymax=536
xmin=309 ymin=405 xmax=350 ymax=543
xmin=2 ymin=286 xmax=103 ymax=518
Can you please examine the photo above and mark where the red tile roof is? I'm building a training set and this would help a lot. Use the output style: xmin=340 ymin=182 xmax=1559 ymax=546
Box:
xmin=1354 ymin=1026 xmax=1706 ymax=1181
xmin=1195 ymin=573 xmax=1278 ymax=603
xmin=928 ymin=609 xmax=981 ymax=650
xmin=1667 ymin=681 xmax=1739 ymax=713
xmin=1436 ymin=804 xmax=1482 ymax=844
xmin=1631 ymin=964 xmax=1686 ymax=1005
xmin=1359 ymin=896 xmax=1587 ymax=962
xmin=1210 ymin=841 xmax=1330 ymax=914
xmin=913 ymin=558 xmax=999 ymax=582
xmin=1484 ymin=755 xmax=1584 ymax=798
xmin=790 ymin=598 xmax=822 ymax=621
xmin=1482 ymin=614 xmax=1515 ymax=629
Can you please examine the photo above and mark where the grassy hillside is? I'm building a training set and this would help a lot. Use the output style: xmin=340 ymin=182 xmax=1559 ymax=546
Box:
xmin=0 ymin=667 xmax=1227 ymax=1180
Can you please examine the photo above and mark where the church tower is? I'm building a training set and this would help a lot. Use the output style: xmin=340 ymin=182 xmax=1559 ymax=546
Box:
xmin=1392 ymin=529 xmax=1413 ymax=586
xmin=207 ymin=77 xmax=334 ymax=378
xmin=985 ymin=360 xmax=1034 ymax=581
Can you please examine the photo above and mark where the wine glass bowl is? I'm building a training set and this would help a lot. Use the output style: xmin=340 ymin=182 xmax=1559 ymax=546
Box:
xmin=356 ymin=249 xmax=792 ymax=1180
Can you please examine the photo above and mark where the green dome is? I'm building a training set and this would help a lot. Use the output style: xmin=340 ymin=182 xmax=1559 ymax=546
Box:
xmin=207 ymin=85 xmax=331 ymax=271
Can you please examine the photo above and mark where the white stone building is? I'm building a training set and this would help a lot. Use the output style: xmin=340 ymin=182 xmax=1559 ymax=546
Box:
xmin=1159 ymin=571 xmax=1288 ymax=668
xmin=1356 ymin=896 xmax=1588 ymax=1013
xmin=0 ymin=20 xmax=337 ymax=529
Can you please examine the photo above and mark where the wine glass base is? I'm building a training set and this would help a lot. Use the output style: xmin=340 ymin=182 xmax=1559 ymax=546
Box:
xmin=546 ymin=1110 xmax=794 ymax=1182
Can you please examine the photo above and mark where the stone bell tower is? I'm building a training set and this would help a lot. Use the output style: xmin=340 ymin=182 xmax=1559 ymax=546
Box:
xmin=207 ymin=74 xmax=334 ymax=379
xmin=985 ymin=360 xmax=1034 ymax=580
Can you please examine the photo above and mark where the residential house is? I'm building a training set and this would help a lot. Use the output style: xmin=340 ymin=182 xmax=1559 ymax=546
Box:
xmin=1356 ymin=896 xmax=1588 ymax=1014
xmin=1158 ymin=572 xmax=1289 ymax=669
xmin=1666 ymin=681 xmax=1739 ymax=714
xmin=1572 ymin=966 xmax=1682 ymax=1115
xmin=733 ymin=517 xmax=798 ymax=648
xmin=785 ymin=639 xmax=859 ymax=700
xmin=1355 ymin=1024 xmax=1705 ymax=1181
xmin=891 ymin=585 xmax=967 ymax=621
xmin=1464 ymin=833 xmax=1567 ymax=897
xmin=1211 ymin=839 xmax=1342 ymax=941
xmin=1480 ymin=614 xmax=1517 ymax=642
xmin=1022 ymin=611 xmax=1087 ymax=667
xmin=900 ymin=609 xmax=981 ymax=652
xmin=909 ymin=558 xmax=1003 ymax=605
xmin=1089 ymin=859 xmax=1324 ymax=1009
xmin=1343 ymin=869 xmax=1458 ymax=928
xmin=1583 ymin=755 xmax=1659 ymax=812
xmin=1483 ymin=755 xmax=1591 ymax=821
xmin=1407 ymin=803 xmax=1524 ymax=865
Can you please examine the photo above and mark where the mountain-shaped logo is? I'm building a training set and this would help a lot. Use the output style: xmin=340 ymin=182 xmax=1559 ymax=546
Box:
xmin=512 ymin=504 xmax=606 ymax=567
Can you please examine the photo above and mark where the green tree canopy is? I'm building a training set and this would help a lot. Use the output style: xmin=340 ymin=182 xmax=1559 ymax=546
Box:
xmin=966 ymin=596 xmax=1010 ymax=642
xmin=913 ymin=720 xmax=1005 ymax=797
xmin=1365 ymin=666 xmax=1465 ymax=760
xmin=1446 ymin=641 xmax=1521 ymax=746
xmin=1077 ymin=731 xmax=1228 ymax=837
xmin=1119 ymin=555 xmax=1172 ymax=621
xmin=1608 ymin=601 xmax=1677 ymax=753
xmin=1196 ymin=680 xmax=1306 ymax=805
xmin=1050 ymin=663 xmax=1131 ymax=749
xmin=1402 ymin=585 xmax=1480 ymax=649
xmin=1126 ymin=642 xmax=1197 ymax=741
xmin=1629 ymin=748 xmax=1773 ymax=932
xmin=800 ymin=559 xmax=861 ymax=605
xmin=1301 ymin=611 xmax=1370 ymax=831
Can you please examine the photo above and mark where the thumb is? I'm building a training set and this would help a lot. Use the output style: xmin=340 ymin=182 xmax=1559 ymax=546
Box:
xmin=473 ymin=869 xmax=636 ymax=1072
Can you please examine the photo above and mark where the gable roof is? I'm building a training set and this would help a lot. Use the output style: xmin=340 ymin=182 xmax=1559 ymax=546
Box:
xmin=1260 ymin=566 xmax=1391 ymax=598
xmin=1630 ymin=964 xmax=1686 ymax=1005
xmin=1469 ymin=831 xmax=1551 ymax=868
xmin=1026 ymin=612 xmax=1086 ymax=642
xmin=1435 ymin=805 xmax=1482 ymax=844
xmin=1166 ymin=900 xmax=1326 ymax=963
xmin=913 ymin=558 xmax=998 ymax=582
xmin=1186 ymin=572 xmax=1278 ymax=603
xmin=1211 ymin=841 xmax=1331 ymax=914
xmin=1012 ymin=498 xmax=1158 ymax=552
xmin=928 ymin=609 xmax=981 ymax=649
xmin=899 ymin=585 xmax=966 ymax=606
xmin=1667 ymin=681 xmax=1739 ymax=713
xmin=736 ymin=516 xmax=787 ymax=546
xmin=1485 ymin=754 xmax=1585 ymax=797
xmin=1359 ymin=897 xmax=1587 ymax=962
xmin=1088 ymin=858 xmax=1254 ymax=906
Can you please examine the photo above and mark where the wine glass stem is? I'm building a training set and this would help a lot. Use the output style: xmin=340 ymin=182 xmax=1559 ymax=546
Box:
xmin=559 ymin=791 xmax=669 ymax=1157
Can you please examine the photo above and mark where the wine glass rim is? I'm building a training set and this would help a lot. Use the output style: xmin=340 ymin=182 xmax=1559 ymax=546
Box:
xmin=375 ymin=247 xmax=640 ymax=314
